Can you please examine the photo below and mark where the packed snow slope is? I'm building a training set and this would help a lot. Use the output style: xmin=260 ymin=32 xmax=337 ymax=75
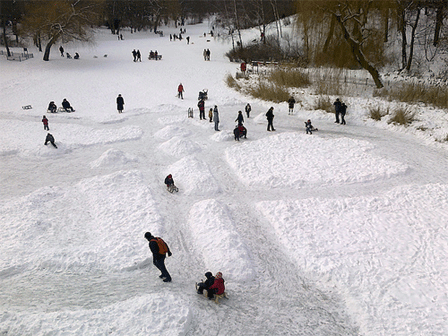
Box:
xmin=1 ymin=19 xmax=448 ymax=336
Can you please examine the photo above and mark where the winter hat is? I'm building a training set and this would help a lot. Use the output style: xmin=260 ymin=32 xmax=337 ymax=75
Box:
xmin=144 ymin=232 xmax=153 ymax=240
xmin=205 ymin=272 xmax=213 ymax=278
xmin=215 ymin=272 xmax=222 ymax=279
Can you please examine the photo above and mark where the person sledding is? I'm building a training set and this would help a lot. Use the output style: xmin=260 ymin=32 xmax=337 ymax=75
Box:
xmin=164 ymin=174 xmax=178 ymax=193
xmin=305 ymin=119 xmax=318 ymax=135
xmin=61 ymin=98 xmax=74 ymax=112
xmin=196 ymin=272 xmax=215 ymax=295
xmin=204 ymin=272 xmax=225 ymax=300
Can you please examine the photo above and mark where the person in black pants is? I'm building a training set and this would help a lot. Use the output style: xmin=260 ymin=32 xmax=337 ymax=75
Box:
xmin=266 ymin=107 xmax=275 ymax=131
xmin=333 ymin=98 xmax=342 ymax=123
xmin=44 ymin=133 xmax=57 ymax=148
xmin=196 ymin=272 xmax=215 ymax=294
xmin=340 ymin=103 xmax=347 ymax=125
xmin=144 ymin=232 xmax=172 ymax=282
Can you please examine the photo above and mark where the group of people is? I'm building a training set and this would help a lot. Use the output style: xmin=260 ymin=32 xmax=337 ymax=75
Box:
xmin=143 ymin=231 xmax=225 ymax=300
xmin=333 ymin=98 xmax=348 ymax=125
xmin=132 ymin=49 xmax=142 ymax=62
xmin=59 ymin=46 xmax=79 ymax=59
xmin=203 ymin=49 xmax=211 ymax=61
xmin=47 ymin=99 xmax=74 ymax=113
xmin=148 ymin=50 xmax=160 ymax=60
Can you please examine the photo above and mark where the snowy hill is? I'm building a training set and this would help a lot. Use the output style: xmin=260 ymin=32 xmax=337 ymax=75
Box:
xmin=1 ymin=20 xmax=448 ymax=336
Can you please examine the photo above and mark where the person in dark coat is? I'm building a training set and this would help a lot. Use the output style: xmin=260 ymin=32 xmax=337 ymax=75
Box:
xmin=196 ymin=272 xmax=215 ymax=294
xmin=340 ymin=103 xmax=347 ymax=125
xmin=42 ymin=115 xmax=49 ymax=130
xmin=44 ymin=133 xmax=57 ymax=148
xmin=266 ymin=107 xmax=275 ymax=131
xmin=136 ymin=50 xmax=141 ymax=62
xmin=132 ymin=49 xmax=137 ymax=62
xmin=165 ymin=174 xmax=174 ymax=188
xmin=288 ymin=96 xmax=296 ymax=115
xmin=213 ymin=105 xmax=219 ymax=131
xmin=206 ymin=272 xmax=225 ymax=299
xmin=144 ymin=232 xmax=172 ymax=282
xmin=233 ymin=125 xmax=240 ymax=141
xmin=74 ymin=52 xmax=79 ymax=59
xmin=61 ymin=99 xmax=74 ymax=112
xmin=198 ymin=98 xmax=205 ymax=120
xmin=116 ymin=94 xmax=124 ymax=113
xmin=235 ymin=111 xmax=244 ymax=126
xmin=334 ymin=98 xmax=342 ymax=123
xmin=245 ymin=103 xmax=251 ymax=118
xmin=47 ymin=101 xmax=57 ymax=113
xmin=59 ymin=46 xmax=64 ymax=57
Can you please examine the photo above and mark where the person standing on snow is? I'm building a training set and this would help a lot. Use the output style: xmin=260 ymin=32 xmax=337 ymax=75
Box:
xmin=59 ymin=46 xmax=64 ymax=57
xmin=116 ymin=94 xmax=124 ymax=113
xmin=288 ymin=96 xmax=296 ymax=115
xmin=144 ymin=232 xmax=172 ymax=282
xmin=206 ymin=49 xmax=211 ymax=61
xmin=209 ymin=108 xmax=213 ymax=122
xmin=334 ymin=98 xmax=342 ymax=123
xmin=340 ymin=103 xmax=347 ymax=125
xmin=132 ymin=49 xmax=137 ymax=62
xmin=177 ymin=83 xmax=184 ymax=99
xmin=245 ymin=103 xmax=251 ymax=118
xmin=198 ymin=98 xmax=205 ymax=120
xmin=213 ymin=105 xmax=220 ymax=131
xmin=235 ymin=110 xmax=244 ymax=126
xmin=42 ymin=115 xmax=49 ymax=130
xmin=266 ymin=107 xmax=275 ymax=131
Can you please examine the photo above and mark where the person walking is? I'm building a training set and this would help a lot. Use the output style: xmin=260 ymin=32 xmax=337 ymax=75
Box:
xmin=198 ymin=98 xmax=205 ymax=120
xmin=116 ymin=94 xmax=124 ymax=113
xmin=144 ymin=232 xmax=172 ymax=282
xmin=235 ymin=110 xmax=244 ymax=126
xmin=209 ymin=108 xmax=213 ymax=122
xmin=266 ymin=107 xmax=275 ymax=131
xmin=340 ymin=103 xmax=347 ymax=125
xmin=59 ymin=46 xmax=64 ymax=57
xmin=177 ymin=83 xmax=184 ymax=99
xmin=333 ymin=98 xmax=342 ymax=123
xmin=42 ymin=115 xmax=49 ymax=130
xmin=203 ymin=49 xmax=207 ymax=61
xmin=132 ymin=49 xmax=137 ymax=62
xmin=288 ymin=96 xmax=296 ymax=115
xmin=136 ymin=49 xmax=141 ymax=62
xmin=44 ymin=133 xmax=57 ymax=148
xmin=206 ymin=49 xmax=211 ymax=61
xmin=245 ymin=103 xmax=251 ymax=118
xmin=213 ymin=105 xmax=220 ymax=131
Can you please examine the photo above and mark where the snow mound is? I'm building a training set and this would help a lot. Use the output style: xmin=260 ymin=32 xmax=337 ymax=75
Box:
xmin=0 ymin=170 xmax=163 ymax=272
xmin=210 ymin=130 xmax=234 ymax=142
xmin=154 ymin=125 xmax=191 ymax=141
xmin=226 ymin=132 xmax=409 ymax=188
xmin=90 ymin=148 xmax=139 ymax=168
xmin=188 ymin=199 xmax=256 ymax=283
xmin=167 ymin=156 xmax=220 ymax=196
xmin=158 ymin=136 xmax=201 ymax=157
xmin=158 ymin=114 xmax=186 ymax=126
xmin=256 ymin=183 xmax=448 ymax=336
xmin=0 ymin=294 xmax=191 ymax=335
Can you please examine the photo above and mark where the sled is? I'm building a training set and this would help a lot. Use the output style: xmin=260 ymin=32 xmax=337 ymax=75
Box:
xmin=22 ymin=105 xmax=32 ymax=110
xmin=167 ymin=185 xmax=179 ymax=193
xmin=53 ymin=107 xmax=76 ymax=113
xmin=203 ymin=289 xmax=229 ymax=304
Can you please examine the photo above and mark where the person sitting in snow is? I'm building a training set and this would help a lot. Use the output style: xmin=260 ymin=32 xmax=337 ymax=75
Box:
xmin=47 ymin=101 xmax=57 ymax=113
xmin=44 ymin=132 xmax=57 ymax=148
xmin=61 ymin=98 xmax=74 ymax=112
xmin=205 ymin=272 xmax=225 ymax=300
xmin=305 ymin=119 xmax=317 ymax=135
xmin=196 ymin=272 xmax=215 ymax=295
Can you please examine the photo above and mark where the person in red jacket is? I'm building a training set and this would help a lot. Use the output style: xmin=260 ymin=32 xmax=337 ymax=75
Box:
xmin=206 ymin=272 xmax=225 ymax=299
xmin=42 ymin=115 xmax=49 ymax=130
xmin=177 ymin=83 xmax=184 ymax=99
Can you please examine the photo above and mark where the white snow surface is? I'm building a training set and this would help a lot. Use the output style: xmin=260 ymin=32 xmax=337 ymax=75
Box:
xmin=1 ymin=19 xmax=448 ymax=336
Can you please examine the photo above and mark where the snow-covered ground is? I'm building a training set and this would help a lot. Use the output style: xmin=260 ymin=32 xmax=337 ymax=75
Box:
xmin=1 ymin=19 xmax=448 ymax=336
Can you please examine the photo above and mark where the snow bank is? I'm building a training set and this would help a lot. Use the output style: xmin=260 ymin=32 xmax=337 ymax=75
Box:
xmin=187 ymin=199 xmax=256 ymax=283
xmin=0 ymin=294 xmax=191 ymax=336
xmin=0 ymin=170 xmax=162 ymax=272
xmin=90 ymin=148 xmax=139 ymax=168
xmin=226 ymin=132 xmax=409 ymax=188
xmin=158 ymin=136 xmax=201 ymax=157
xmin=167 ymin=156 xmax=220 ymax=196
xmin=154 ymin=125 xmax=191 ymax=141
xmin=256 ymin=183 xmax=448 ymax=335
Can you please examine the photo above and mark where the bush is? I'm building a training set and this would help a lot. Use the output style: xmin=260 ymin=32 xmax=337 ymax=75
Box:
xmin=225 ymin=74 xmax=241 ymax=91
xmin=374 ymin=83 xmax=448 ymax=110
xmin=247 ymin=80 xmax=290 ymax=103
xmin=225 ymin=37 xmax=283 ymax=63
xmin=388 ymin=107 xmax=415 ymax=126
xmin=310 ymin=68 xmax=346 ymax=96
xmin=314 ymin=96 xmax=333 ymax=113
xmin=268 ymin=68 xmax=311 ymax=88
xmin=369 ymin=106 xmax=388 ymax=121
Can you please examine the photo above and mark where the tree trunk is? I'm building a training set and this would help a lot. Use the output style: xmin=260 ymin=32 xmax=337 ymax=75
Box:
xmin=405 ymin=8 xmax=420 ymax=71
xmin=399 ymin=9 xmax=407 ymax=70
xmin=43 ymin=34 xmax=60 ymax=61
xmin=2 ymin=22 xmax=11 ymax=57
xmin=383 ymin=7 xmax=389 ymax=43
xmin=323 ymin=15 xmax=335 ymax=53
xmin=335 ymin=15 xmax=383 ymax=88
xmin=433 ymin=4 xmax=443 ymax=47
